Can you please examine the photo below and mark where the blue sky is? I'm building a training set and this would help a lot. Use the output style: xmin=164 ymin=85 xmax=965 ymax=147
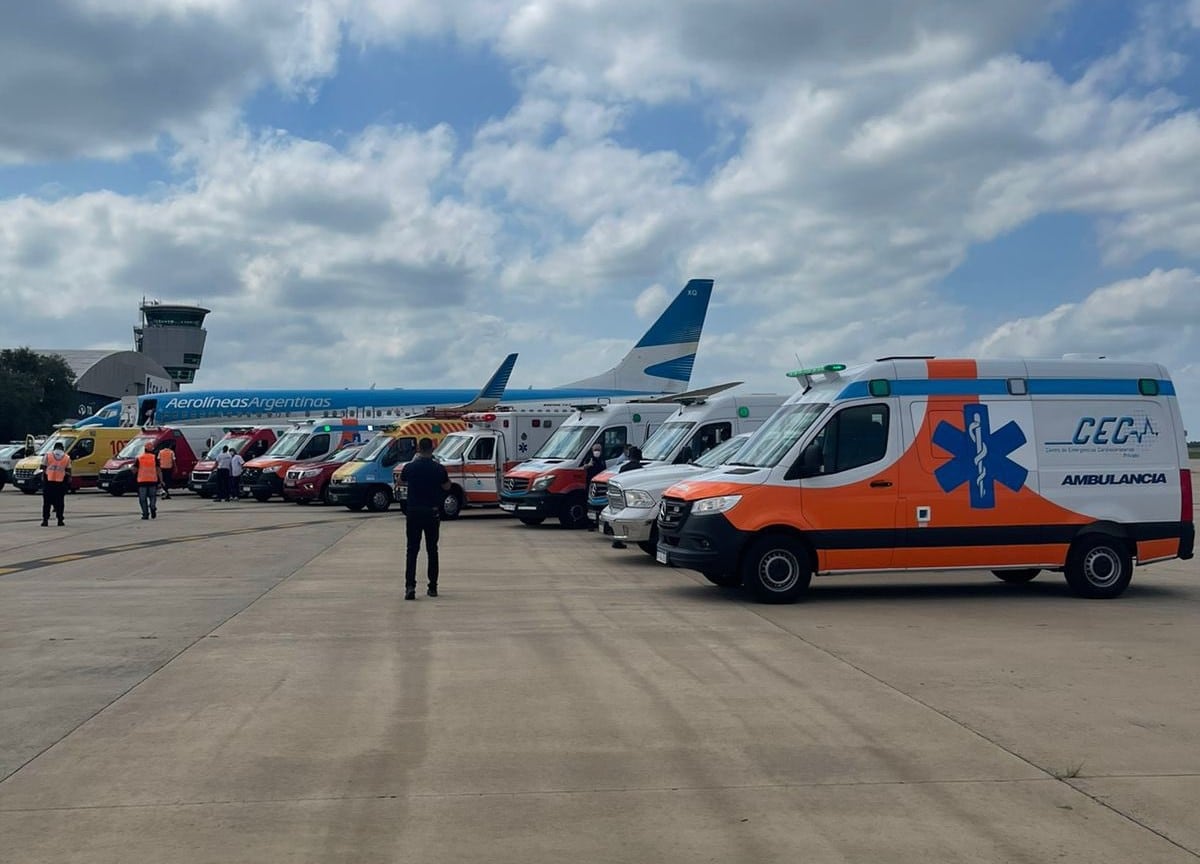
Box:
xmin=0 ymin=0 xmax=1198 ymax=430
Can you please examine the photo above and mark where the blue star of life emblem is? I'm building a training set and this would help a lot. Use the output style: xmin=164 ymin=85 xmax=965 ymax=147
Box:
xmin=518 ymin=442 xmax=528 ymax=453
xmin=932 ymin=404 xmax=1028 ymax=509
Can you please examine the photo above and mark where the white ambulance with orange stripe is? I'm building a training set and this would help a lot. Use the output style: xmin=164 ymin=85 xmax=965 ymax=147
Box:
xmin=657 ymin=358 xmax=1194 ymax=602
xmin=327 ymin=417 xmax=470 ymax=512
xmin=403 ymin=406 xmax=574 ymax=518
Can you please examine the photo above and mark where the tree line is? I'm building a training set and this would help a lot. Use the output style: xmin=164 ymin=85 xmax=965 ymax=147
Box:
xmin=0 ymin=349 xmax=77 ymax=442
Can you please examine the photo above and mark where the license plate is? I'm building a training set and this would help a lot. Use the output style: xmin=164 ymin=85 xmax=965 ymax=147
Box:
xmin=284 ymin=478 xmax=296 ymax=486
xmin=587 ymin=510 xmax=598 ymax=522
xmin=98 ymin=482 xmax=108 ymax=489
xmin=499 ymin=503 xmax=515 ymax=512
xmin=656 ymin=549 xmax=668 ymax=565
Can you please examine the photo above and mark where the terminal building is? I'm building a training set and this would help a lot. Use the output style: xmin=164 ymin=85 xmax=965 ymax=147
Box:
xmin=34 ymin=302 xmax=210 ymax=421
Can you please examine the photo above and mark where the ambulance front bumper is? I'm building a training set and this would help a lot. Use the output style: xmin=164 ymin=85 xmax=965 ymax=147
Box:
xmin=499 ymin=490 xmax=562 ymax=518
xmin=325 ymin=484 xmax=368 ymax=507
xmin=656 ymin=512 xmax=744 ymax=577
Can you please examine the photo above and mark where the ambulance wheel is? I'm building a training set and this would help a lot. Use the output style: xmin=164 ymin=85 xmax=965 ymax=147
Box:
xmin=198 ymin=490 xmax=212 ymax=499
xmin=638 ymin=525 xmax=660 ymax=556
xmin=442 ymin=489 xmax=463 ymax=520
xmin=253 ymin=491 xmax=270 ymax=502
xmin=366 ymin=487 xmax=392 ymax=512
xmin=743 ymin=535 xmax=812 ymax=603
xmin=558 ymin=493 xmax=588 ymax=529
xmin=108 ymin=488 xmax=124 ymax=497
xmin=20 ymin=487 xmax=36 ymax=495
xmin=321 ymin=485 xmax=334 ymax=506
xmin=519 ymin=517 xmax=544 ymax=526
xmin=1065 ymin=535 xmax=1132 ymax=599
xmin=346 ymin=503 xmax=365 ymax=512
xmin=993 ymin=569 xmax=1039 ymax=584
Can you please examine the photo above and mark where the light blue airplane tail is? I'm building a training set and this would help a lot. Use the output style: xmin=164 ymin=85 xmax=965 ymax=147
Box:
xmin=559 ymin=279 xmax=714 ymax=394
xmin=447 ymin=353 xmax=519 ymax=412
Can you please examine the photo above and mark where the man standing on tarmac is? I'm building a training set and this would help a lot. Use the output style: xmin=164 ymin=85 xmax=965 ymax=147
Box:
xmin=157 ymin=444 xmax=175 ymax=499
xmin=41 ymin=441 xmax=71 ymax=527
xmin=399 ymin=437 xmax=451 ymax=600
xmin=214 ymin=446 xmax=232 ymax=502
xmin=136 ymin=443 xmax=162 ymax=520
xmin=229 ymin=447 xmax=245 ymax=501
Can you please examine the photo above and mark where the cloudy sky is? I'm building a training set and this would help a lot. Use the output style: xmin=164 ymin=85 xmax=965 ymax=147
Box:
xmin=2 ymin=0 xmax=1199 ymax=431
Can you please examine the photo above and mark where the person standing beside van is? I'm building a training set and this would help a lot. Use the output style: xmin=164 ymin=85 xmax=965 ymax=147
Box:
xmin=157 ymin=445 xmax=175 ymax=499
xmin=136 ymin=443 xmax=161 ymax=520
xmin=41 ymin=441 xmax=71 ymax=527
xmin=214 ymin=446 xmax=233 ymax=502
xmin=399 ymin=437 xmax=451 ymax=600
xmin=230 ymin=448 xmax=245 ymax=501
xmin=582 ymin=445 xmax=607 ymax=532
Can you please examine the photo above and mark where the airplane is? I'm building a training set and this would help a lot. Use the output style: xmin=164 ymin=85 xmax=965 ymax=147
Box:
xmin=74 ymin=279 xmax=715 ymax=429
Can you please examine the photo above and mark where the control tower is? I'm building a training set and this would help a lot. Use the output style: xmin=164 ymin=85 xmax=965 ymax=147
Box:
xmin=134 ymin=301 xmax=210 ymax=385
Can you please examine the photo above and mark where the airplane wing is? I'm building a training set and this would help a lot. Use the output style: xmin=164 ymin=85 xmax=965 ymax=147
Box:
xmin=631 ymin=381 xmax=743 ymax=404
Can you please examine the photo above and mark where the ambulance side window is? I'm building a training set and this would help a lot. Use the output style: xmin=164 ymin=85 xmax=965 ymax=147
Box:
xmin=601 ymin=427 xmax=627 ymax=460
xmin=691 ymin=422 xmax=732 ymax=459
xmin=469 ymin=438 xmax=494 ymax=461
xmin=811 ymin=404 xmax=890 ymax=475
xmin=71 ymin=438 xmax=95 ymax=459
xmin=299 ymin=433 xmax=330 ymax=459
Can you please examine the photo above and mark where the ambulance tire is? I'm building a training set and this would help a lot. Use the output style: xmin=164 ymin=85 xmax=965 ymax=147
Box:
xmin=346 ymin=503 xmax=365 ymax=512
xmin=637 ymin=525 xmax=659 ymax=556
xmin=0 ymin=478 xmax=4 ymax=492
xmin=322 ymin=485 xmax=335 ymax=506
xmin=442 ymin=489 xmax=463 ymax=520
xmin=1065 ymin=535 xmax=1133 ymax=599
xmin=366 ymin=487 xmax=392 ymax=512
xmin=519 ymin=517 xmax=544 ymax=526
xmin=20 ymin=487 xmax=36 ymax=495
xmin=558 ymin=493 xmax=588 ymax=529
xmin=743 ymin=535 xmax=812 ymax=603
xmin=992 ymin=569 xmax=1039 ymax=584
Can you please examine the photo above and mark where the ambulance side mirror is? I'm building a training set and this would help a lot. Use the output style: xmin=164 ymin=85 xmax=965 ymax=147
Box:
xmin=786 ymin=441 xmax=823 ymax=481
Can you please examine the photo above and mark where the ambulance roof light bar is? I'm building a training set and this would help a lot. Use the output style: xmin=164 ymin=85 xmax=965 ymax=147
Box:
xmin=786 ymin=363 xmax=847 ymax=389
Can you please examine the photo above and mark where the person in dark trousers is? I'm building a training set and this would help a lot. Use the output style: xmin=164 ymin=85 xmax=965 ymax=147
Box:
xmin=399 ymin=437 xmax=451 ymax=600
xmin=157 ymin=445 xmax=175 ymax=499
xmin=41 ymin=441 xmax=71 ymax=527
xmin=611 ymin=447 xmax=645 ymax=548
xmin=582 ymin=444 xmax=607 ymax=532
xmin=213 ymin=446 xmax=232 ymax=502
xmin=136 ymin=443 xmax=162 ymax=520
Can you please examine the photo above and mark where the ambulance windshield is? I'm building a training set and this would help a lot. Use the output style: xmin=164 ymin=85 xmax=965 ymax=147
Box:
xmin=118 ymin=436 xmax=156 ymax=459
xmin=264 ymin=430 xmax=308 ymax=458
xmin=693 ymin=434 xmax=749 ymax=468
xmin=729 ymin=403 xmax=827 ymax=468
xmin=535 ymin=425 xmax=600 ymax=460
xmin=435 ymin=434 xmax=472 ymax=462
xmin=207 ymin=437 xmax=249 ymax=458
xmin=641 ymin=422 xmax=695 ymax=462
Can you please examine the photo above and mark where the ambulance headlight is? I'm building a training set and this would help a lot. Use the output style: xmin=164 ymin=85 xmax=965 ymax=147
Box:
xmin=531 ymin=474 xmax=556 ymax=491
xmin=623 ymin=489 xmax=655 ymax=508
xmin=341 ymin=474 xmax=357 ymax=483
xmin=692 ymin=495 xmax=742 ymax=515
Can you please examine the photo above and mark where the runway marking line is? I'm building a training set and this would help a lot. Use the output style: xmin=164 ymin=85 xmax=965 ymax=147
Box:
xmin=0 ymin=519 xmax=340 ymax=577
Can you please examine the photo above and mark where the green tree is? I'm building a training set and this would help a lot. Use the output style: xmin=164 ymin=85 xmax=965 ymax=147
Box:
xmin=0 ymin=349 xmax=77 ymax=441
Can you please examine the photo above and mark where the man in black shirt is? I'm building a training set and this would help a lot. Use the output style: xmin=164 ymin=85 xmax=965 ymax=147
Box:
xmin=399 ymin=437 xmax=451 ymax=600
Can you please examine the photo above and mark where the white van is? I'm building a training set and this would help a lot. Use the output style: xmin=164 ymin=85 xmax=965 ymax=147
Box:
xmin=657 ymin=358 xmax=1194 ymax=601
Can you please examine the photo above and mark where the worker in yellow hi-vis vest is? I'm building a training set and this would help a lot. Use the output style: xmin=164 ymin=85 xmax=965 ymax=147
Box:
xmin=136 ymin=444 xmax=162 ymax=521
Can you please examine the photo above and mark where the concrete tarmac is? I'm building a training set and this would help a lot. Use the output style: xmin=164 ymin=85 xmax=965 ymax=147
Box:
xmin=0 ymin=481 xmax=1197 ymax=863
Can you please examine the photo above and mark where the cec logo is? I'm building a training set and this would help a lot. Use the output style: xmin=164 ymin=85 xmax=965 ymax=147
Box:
xmin=933 ymin=404 xmax=1028 ymax=509
xmin=1070 ymin=416 xmax=1156 ymax=446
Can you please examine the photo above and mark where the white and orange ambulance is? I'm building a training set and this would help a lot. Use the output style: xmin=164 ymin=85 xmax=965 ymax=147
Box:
xmin=657 ymin=358 xmax=1194 ymax=602
xmin=412 ymin=406 xmax=573 ymax=518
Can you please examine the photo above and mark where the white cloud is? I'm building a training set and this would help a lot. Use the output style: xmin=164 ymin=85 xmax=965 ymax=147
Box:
xmin=634 ymin=284 xmax=670 ymax=320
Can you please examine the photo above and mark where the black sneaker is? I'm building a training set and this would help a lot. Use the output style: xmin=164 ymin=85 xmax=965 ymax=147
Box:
xmin=404 ymin=590 xmax=416 ymax=600
xmin=150 ymin=512 xmax=156 ymax=520
xmin=141 ymin=515 xmax=149 ymax=520
xmin=41 ymin=520 xmax=48 ymax=527
xmin=57 ymin=520 xmax=64 ymax=526
xmin=427 ymin=587 xmax=438 ymax=597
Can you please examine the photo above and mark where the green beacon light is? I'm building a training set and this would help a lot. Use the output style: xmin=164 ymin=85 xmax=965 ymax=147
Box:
xmin=321 ymin=425 xmax=332 ymax=432
xmin=787 ymin=363 xmax=847 ymax=379
xmin=737 ymin=406 xmax=750 ymax=418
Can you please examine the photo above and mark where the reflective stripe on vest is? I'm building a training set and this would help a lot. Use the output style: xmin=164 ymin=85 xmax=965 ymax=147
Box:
xmin=45 ymin=452 xmax=69 ymax=483
xmin=136 ymin=452 xmax=158 ymax=484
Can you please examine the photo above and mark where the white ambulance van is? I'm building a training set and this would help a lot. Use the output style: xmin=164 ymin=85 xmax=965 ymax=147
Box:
xmin=657 ymin=358 xmax=1194 ymax=602
xmin=414 ymin=406 xmax=574 ymax=518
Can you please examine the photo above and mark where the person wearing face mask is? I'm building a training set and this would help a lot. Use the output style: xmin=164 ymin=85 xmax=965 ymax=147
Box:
xmin=582 ymin=444 xmax=607 ymax=532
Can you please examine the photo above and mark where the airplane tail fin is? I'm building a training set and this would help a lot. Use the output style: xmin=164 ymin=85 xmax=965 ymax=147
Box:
xmin=558 ymin=278 xmax=714 ymax=395
xmin=445 ymin=353 xmax=518 ymax=412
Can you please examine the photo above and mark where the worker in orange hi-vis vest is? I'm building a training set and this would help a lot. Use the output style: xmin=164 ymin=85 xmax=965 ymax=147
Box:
xmin=157 ymin=445 xmax=175 ymax=500
xmin=41 ymin=441 xmax=71 ymax=527
xmin=136 ymin=443 xmax=162 ymax=521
